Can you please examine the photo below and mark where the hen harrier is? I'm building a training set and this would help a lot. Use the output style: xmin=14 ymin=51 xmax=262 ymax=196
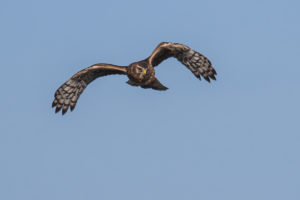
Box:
xmin=52 ymin=42 xmax=217 ymax=114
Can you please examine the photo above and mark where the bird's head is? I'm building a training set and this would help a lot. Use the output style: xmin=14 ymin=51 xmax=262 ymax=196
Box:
xmin=132 ymin=64 xmax=148 ymax=81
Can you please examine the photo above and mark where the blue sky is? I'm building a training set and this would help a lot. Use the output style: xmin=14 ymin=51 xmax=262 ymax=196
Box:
xmin=1 ymin=0 xmax=299 ymax=199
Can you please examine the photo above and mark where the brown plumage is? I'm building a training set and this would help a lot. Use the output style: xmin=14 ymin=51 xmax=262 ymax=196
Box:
xmin=52 ymin=42 xmax=217 ymax=114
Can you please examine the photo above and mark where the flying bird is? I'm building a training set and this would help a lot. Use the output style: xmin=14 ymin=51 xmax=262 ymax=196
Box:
xmin=52 ymin=42 xmax=217 ymax=114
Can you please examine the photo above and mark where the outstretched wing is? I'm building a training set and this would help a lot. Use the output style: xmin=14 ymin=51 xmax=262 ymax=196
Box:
xmin=52 ymin=64 xmax=127 ymax=115
xmin=148 ymin=42 xmax=216 ymax=82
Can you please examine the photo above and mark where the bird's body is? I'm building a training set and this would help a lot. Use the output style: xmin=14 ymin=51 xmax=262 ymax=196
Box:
xmin=127 ymin=60 xmax=156 ymax=86
xmin=52 ymin=42 xmax=217 ymax=114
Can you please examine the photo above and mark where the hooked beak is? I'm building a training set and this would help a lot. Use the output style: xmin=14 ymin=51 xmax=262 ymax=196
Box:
xmin=143 ymin=69 xmax=147 ymax=74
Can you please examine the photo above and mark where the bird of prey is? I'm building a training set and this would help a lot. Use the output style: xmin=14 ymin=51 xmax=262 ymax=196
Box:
xmin=52 ymin=42 xmax=217 ymax=114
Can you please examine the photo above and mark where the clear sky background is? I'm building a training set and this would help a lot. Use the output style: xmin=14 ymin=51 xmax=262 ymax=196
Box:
xmin=0 ymin=0 xmax=299 ymax=199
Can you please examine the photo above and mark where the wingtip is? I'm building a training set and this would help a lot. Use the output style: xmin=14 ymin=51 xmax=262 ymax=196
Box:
xmin=52 ymin=100 xmax=57 ymax=108
xmin=195 ymin=73 xmax=201 ymax=80
xmin=62 ymin=110 xmax=67 ymax=115
xmin=213 ymin=69 xmax=217 ymax=75
xmin=61 ymin=105 xmax=69 ymax=115
xmin=204 ymin=77 xmax=210 ymax=82
xmin=55 ymin=106 xmax=62 ymax=113
xmin=210 ymin=75 xmax=216 ymax=81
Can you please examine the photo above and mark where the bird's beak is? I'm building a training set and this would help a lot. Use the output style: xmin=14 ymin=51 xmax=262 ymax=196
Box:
xmin=143 ymin=69 xmax=147 ymax=74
